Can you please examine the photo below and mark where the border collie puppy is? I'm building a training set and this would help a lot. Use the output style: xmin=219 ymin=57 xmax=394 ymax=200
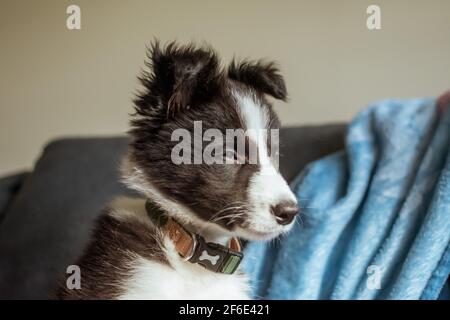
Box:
xmin=57 ymin=42 xmax=298 ymax=300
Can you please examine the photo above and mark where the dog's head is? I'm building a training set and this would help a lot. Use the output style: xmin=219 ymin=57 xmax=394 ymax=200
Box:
xmin=122 ymin=42 xmax=298 ymax=240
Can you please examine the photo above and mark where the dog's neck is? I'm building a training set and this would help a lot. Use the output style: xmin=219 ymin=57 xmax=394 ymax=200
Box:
xmin=145 ymin=193 xmax=232 ymax=246
xmin=121 ymin=161 xmax=233 ymax=245
xmin=145 ymin=197 xmax=244 ymax=275
xmin=181 ymin=221 xmax=231 ymax=246
xmin=122 ymin=160 xmax=245 ymax=275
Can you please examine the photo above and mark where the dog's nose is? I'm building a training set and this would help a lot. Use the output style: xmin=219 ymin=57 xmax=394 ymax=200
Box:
xmin=271 ymin=201 xmax=299 ymax=225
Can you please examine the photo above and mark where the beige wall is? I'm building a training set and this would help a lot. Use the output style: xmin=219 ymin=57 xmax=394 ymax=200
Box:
xmin=1 ymin=0 xmax=450 ymax=175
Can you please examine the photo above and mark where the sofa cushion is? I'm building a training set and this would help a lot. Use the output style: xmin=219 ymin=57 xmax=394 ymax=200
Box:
xmin=0 ymin=137 xmax=134 ymax=299
xmin=0 ymin=172 xmax=28 ymax=224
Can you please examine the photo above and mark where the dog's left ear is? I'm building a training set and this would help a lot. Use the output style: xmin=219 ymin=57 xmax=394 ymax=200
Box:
xmin=228 ymin=60 xmax=287 ymax=101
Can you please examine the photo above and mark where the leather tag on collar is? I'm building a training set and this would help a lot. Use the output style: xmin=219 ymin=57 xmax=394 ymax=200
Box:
xmin=146 ymin=200 xmax=195 ymax=260
xmin=145 ymin=200 xmax=243 ymax=274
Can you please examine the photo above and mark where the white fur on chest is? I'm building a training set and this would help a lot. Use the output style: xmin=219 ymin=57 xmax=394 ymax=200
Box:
xmin=119 ymin=247 xmax=250 ymax=300
xmin=110 ymin=197 xmax=251 ymax=300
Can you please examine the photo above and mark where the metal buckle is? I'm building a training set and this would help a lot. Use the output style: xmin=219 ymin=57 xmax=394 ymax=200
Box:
xmin=183 ymin=231 xmax=197 ymax=261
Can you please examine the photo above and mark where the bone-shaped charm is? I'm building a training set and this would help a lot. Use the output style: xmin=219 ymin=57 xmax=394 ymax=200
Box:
xmin=199 ymin=250 xmax=220 ymax=266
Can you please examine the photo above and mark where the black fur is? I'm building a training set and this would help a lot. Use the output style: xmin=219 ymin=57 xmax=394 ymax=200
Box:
xmin=134 ymin=41 xmax=222 ymax=129
xmin=228 ymin=60 xmax=287 ymax=101
xmin=56 ymin=210 xmax=166 ymax=299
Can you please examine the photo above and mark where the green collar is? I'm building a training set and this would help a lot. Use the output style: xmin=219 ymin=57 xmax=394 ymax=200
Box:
xmin=145 ymin=199 xmax=243 ymax=275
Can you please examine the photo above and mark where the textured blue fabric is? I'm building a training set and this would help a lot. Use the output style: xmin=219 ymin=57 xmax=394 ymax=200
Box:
xmin=243 ymin=98 xmax=450 ymax=300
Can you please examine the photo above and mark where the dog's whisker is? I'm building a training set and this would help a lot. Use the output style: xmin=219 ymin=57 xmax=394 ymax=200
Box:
xmin=208 ymin=202 xmax=249 ymax=222
xmin=294 ymin=215 xmax=304 ymax=230
xmin=211 ymin=207 xmax=246 ymax=221
xmin=212 ymin=211 xmax=246 ymax=223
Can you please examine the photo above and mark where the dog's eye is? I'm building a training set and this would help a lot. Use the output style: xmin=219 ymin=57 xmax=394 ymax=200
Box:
xmin=223 ymin=148 xmax=245 ymax=163
xmin=224 ymin=148 xmax=237 ymax=160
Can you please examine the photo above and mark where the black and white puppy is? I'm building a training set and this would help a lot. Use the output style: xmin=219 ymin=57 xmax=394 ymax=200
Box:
xmin=57 ymin=42 xmax=298 ymax=300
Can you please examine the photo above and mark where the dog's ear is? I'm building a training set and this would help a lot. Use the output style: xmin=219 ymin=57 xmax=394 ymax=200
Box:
xmin=135 ymin=41 xmax=221 ymax=119
xmin=228 ymin=60 xmax=287 ymax=101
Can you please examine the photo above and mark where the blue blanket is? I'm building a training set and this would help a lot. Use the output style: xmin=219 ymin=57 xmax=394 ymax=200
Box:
xmin=243 ymin=98 xmax=450 ymax=300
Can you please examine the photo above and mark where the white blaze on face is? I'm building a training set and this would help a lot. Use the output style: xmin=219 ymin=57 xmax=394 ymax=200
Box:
xmin=234 ymin=92 xmax=297 ymax=239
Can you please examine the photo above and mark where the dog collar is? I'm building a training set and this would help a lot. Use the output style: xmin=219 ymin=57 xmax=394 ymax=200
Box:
xmin=145 ymin=200 xmax=243 ymax=275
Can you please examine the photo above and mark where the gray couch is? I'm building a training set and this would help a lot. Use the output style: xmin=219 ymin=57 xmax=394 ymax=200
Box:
xmin=0 ymin=124 xmax=346 ymax=299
